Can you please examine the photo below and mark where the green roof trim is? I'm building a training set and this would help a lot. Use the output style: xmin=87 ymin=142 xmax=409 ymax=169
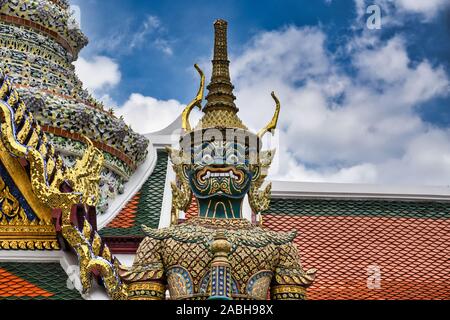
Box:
xmin=100 ymin=150 xmax=168 ymax=237
xmin=264 ymin=198 xmax=450 ymax=219
xmin=0 ymin=262 xmax=82 ymax=300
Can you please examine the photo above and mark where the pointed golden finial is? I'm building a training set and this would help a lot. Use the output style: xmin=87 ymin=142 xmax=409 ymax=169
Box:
xmin=195 ymin=19 xmax=247 ymax=130
xmin=204 ymin=19 xmax=236 ymax=112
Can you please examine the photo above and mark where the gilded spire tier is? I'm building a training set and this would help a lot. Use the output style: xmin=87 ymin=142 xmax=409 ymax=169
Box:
xmin=196 ymin=19 xmax=247 ymax=130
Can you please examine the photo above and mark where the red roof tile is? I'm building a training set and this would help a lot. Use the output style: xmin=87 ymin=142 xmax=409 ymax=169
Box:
xmin=107 ymin=192 xmax=141 ymax=228
xmin=263 ymin=215 xmax=450 ymax=300
xmin=0 ymin=268 xmax=53 ymax=298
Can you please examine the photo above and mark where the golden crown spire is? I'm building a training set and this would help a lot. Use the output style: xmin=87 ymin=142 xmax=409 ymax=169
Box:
xmin=183 ymin=19 xmax=280 ymax=133
xmin=205 ymin=19 xmax=236 ymax=111
xmin=195 ymin=19 xmax=247 ymax=130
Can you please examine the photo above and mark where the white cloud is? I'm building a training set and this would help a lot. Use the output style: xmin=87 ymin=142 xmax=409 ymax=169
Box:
xmin=378 ymin=129 xmax=450 ymax=186
xmin=227 ymin=25 xmax=449 ymax=185
xmin=74 ymin=55 xmax=121 ymax=92
xmin=93 ymin=15 xmax=173 ymax=56
xmin=115 ymin=93 xmax=186 ymax=133
xmin=396 ymin=0 xmax=449 ymax=19
xmin=354 ymin=0 xmax=449 ymax=23
xmin=154 ymin=38 xmax=173 ymax=56
xmin=352 ymin=36 xmax=449 ymax=106
xmin=130 ymin=15 xmax=161 ymax=49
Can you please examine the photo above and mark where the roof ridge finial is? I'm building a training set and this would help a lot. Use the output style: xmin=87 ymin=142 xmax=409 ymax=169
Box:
xmin=204 ymin=19 xmax=237 ymax=113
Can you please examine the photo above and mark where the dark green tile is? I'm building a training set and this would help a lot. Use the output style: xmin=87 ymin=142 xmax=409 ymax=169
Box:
xmin=100 ymin=150 xmax=168 ymax=237
xmin=264 ymin=198 xmax=450 ymax=219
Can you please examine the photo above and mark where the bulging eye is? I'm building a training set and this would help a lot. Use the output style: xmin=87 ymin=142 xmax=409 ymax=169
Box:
xmin=226 ymin=154 xmax=239 ymax=164
xmin=202 ymin=153 xmax=213 ymax=164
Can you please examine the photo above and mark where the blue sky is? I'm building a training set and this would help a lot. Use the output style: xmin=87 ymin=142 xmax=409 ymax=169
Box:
xmin=72 ymin=0 xmax=355 ymax=103
xmin=72 ymin=0 xmax=450 ymax=186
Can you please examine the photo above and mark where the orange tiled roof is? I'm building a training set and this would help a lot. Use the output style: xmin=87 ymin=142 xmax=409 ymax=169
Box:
xmin=263 ymin=214 xmax=450 ymax=300
xmin=107 ymin=192 xmax=140 ymax=228
xmin=0 ymin=268 xmax=53 ymax=298
xmin=154 ymin=195 xmax=450 ymax=299
xmin=0 ymin=263 xmax=82 ymax=300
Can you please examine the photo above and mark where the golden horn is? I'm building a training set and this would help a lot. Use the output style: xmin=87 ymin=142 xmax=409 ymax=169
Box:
xmin=257 ymin=91 xmax=281 ymax=138
xmin=181 ymin=64 xmax=205 ymax=132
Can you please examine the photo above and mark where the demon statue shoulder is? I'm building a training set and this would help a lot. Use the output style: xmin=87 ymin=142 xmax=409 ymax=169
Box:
xmin=120 ymin=19 xmax=316 ymax=300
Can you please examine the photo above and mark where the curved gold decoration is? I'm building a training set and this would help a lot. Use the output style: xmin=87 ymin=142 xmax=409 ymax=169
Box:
xmin=0 ymin=71 xmax=128 ymax=299
xmin=181 ymin=64 xmax=205 ymax=132
xmin=166 ymin=146 xmax=192 ymax=225
xmin=248 ymin=149 xmax=275 ymax=217
xmin=257 ymin=91 xmax=281 ymax=139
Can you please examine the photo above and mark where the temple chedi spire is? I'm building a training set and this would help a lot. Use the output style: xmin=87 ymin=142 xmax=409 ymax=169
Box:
xmin=0 ymin=0 xmax=148 ymax=213
xmin=196 ymin=19 xmax=247 ymax=130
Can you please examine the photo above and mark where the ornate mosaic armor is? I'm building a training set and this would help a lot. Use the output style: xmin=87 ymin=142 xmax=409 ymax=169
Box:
xmin=122 ymin=218 xmax=314 ymax=300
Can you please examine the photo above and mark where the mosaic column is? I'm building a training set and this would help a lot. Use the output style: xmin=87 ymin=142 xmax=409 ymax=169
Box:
xmin=208 ymin=230 xmax=233 ymax=300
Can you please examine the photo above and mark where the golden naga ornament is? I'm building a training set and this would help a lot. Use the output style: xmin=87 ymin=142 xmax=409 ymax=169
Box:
xmin=0 ymin=70 xmax=128 ymax=299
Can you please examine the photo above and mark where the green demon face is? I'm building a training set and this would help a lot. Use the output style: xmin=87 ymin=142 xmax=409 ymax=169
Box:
xmin=182 ymin=140 xmax=260 ymax=219
xmin=189 ymin=141 xmax=252 ymax=197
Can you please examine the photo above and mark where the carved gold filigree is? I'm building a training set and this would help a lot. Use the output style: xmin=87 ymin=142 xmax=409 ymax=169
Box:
xmin=166 ymin=146 xmax=192 ymax=225
xmin=0 ymin=176 xmax=27 ymax=222
xmin=248 ymin=149 xmax=275 ymax=218
xmin=0 ymin=174 xmax=58 ymax=250
xmin=0 ymin=71 xmax=128 ymax=299
xmin=0 ymin=215 xmax=59 ymax=250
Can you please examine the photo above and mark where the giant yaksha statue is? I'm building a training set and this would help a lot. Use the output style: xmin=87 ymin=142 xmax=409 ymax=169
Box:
xmin=0 ymin=18 xmax=314 ymax=301
xmin=119 ymin=19 xmax=316 ymax=300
